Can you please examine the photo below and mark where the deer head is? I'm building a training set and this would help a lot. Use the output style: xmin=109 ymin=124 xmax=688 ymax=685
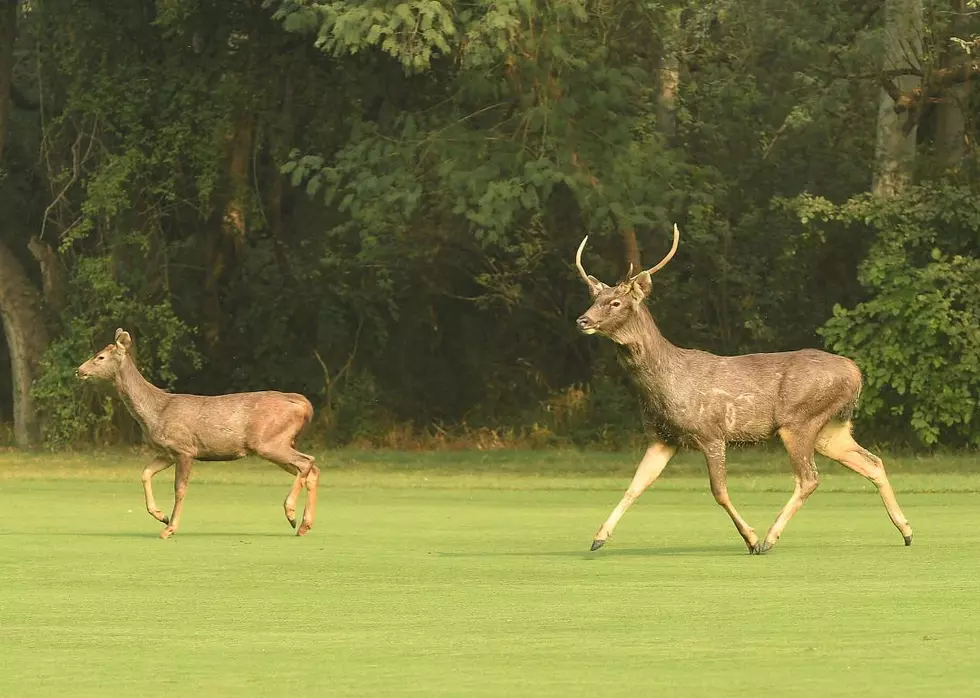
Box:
xmin=76 ymin=328 xmax=133 ymax=381
xmin=575 ymin=224 xmax=679 ymax=343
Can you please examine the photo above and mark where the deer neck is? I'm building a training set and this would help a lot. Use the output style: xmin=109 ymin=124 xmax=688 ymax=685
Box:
xmin=614 ymin=305 xmax=680 ymax=387
xmin=113 ymin=356 xmax=170 ymax=432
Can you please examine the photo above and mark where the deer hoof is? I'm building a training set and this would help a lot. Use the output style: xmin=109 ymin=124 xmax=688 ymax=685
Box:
xmin=751 ymin=541 xmax=772 ymax=555
xmin=287 ymin=516 xmax=296 ymax=529
xmin=160 ymin=527 xmax=176 ymax=540
xmin=590 ymin=539 xmax=606 ymax=552
xmin=904 ymin=534 xmax=913 ymax=546
xmin=161 ymin=515 xmax=170 ymax=526
xmin=296 ymin=524 xmax=312 ymax=537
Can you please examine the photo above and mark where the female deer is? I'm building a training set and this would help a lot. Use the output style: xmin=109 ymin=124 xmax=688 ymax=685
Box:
xmin=77 ymin=329 xmax=319 ymax=538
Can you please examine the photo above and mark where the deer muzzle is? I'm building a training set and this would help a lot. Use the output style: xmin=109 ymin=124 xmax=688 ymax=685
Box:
xmin=577 ymin=316 xmax=598 ymax=335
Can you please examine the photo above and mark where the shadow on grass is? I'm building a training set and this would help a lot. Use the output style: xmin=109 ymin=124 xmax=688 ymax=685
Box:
xmin=433 ymin=541 xmax=910 ymax=558
xmin=435 ymin=545 xmax=744 ymax=559
xmin=1 ymin=530 xmax=297 ymax=539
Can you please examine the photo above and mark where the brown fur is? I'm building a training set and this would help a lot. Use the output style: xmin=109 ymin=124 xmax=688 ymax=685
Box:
xmin=77 ymin=328 xmax=319 ymax=538
xmin=575 ymin=229 xmax=912 ymax=553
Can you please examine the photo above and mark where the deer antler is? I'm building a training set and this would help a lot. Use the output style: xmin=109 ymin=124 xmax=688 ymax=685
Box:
xmin=575 ymin=236 xmax=593 ymax=285
xmin=643 ymin=224 xmax=680 ymax=276
xmin=575 ymin=236 xmax=608 ymax=296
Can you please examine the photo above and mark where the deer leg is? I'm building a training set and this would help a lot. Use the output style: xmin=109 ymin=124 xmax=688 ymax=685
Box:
xmin=591 ymin=441 xmax=676 ymax=551
xmin=257 ymin=447 xmax=318 ymax=535
xmin=271 ymin=462 xmax=305 ymax=529
xmin=816 ymin=420 xmax=912 ymax=545
xmin=757 ymin=427 xmax=821 ymax=553
xmin=141 ymin=457 xmax=174 ymax=525
xmin=297 ymin=460 xmax=319 ymax=537
xmin=701 ymin=442 xmax=759 ymax=553
xmin=161 ymin=455 xmax=193 ymax=540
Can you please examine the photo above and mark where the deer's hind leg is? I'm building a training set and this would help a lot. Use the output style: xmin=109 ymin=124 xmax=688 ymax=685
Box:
xmin=700 ymin=440 xmax=759 ymax=553
xmin=141 ymin=456 xmax=174 ymax=525
xmin=270 ymin=461 xmax=305 ymax=529
xmin=161 ymin=454 xmax=193 ymax=539
xmin=816 ymin=420 xmax=912 ymax=545
xmin=757 ymin=426 xmax=822 ymax=554
xmin=298 ymin=460 xmax=320 ymax=537
xmin=257 ymin=445 xmax=318 ymax=536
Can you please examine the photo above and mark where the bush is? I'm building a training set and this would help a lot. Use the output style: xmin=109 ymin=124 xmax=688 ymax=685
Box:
xmin=797 ymin=185 xmax=980 ymax=447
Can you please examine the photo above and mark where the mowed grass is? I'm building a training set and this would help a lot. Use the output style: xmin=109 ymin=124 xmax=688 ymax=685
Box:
xmin=0 ymin=448 xmax=978 ymax=697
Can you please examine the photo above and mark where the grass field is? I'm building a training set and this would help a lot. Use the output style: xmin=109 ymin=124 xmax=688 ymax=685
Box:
xmin=1 ymin=448 xmax=978 ymax=697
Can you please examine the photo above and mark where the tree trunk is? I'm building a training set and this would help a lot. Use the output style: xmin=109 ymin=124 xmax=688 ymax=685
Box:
xmin=0 ymin=2 xmax=50 ymax=447
xmin=935 ymin=84 xmax=967 ymax=168
xmin=657 ymin=9 xmax=682 ymax=142
xmin=202 ymin=118 xmax=253 ymax=348
xmin=646 ymin=8 xmax=683 ymax=272
xmin=621 ymin=227 xmax=641 ymax=274
xmin=934 ymin=0 xmax=968 ymax=169
xmin=0 ymin=1 xmax=13 ymax=154
xmin=28 ymin=236 xmax=68 ymax=315
xmin=269 ymin=69 xmax=295 ymax=279
xmin=872 ymin=0 xmax=923 ymax=197
xmin=224 ymin=116 xmax=252 ymax=248
xmin=0 ymin=242 xmax=49 ymax=447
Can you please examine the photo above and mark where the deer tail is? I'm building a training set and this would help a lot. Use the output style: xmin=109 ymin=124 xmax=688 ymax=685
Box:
xmin=286 ymin=394 xmax=315 ymax=436
xmin=834 ymin=358 xmax=863 ymax=423
xmin=299 ymin=396 xmax=314 ymax=428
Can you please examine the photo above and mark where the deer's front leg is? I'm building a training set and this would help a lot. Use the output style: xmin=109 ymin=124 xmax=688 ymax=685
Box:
xmin=141 ymin=457 xmax=174 ymax=525
xmin=700 ymin=441 xmax=758 ymax=553
xmin=161 ymin=455 xmax=193 ymax=540
xmin=591 ymin=441 xmax=676 ymax=551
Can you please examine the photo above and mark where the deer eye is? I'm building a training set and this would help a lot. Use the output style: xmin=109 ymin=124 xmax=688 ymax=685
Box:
xmin=96 ymin=355 xmax=105 ymax=361
xmin=610 ymin=300 xmax=622 ymax=308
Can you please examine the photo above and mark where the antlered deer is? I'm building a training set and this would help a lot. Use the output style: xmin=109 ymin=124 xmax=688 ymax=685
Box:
xmin=77 ymin=329 xmax=319 ymax=539
xmin=574 ymin=226 xmax=912 ymax=554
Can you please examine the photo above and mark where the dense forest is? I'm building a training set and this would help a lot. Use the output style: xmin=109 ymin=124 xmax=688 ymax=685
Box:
xmin=0 ymin=0 xmax=977 ymax=450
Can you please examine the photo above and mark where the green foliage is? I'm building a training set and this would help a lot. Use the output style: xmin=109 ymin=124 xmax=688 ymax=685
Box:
xmin=280 ymin=0 xmax=675 ymax=244
xmin=1 ymin=0 xmax=977 ymax=451
xmin=274 ymin=0 xmax=457 ymax=71
xmin=795 ymin=186 xmax=980 ymax=447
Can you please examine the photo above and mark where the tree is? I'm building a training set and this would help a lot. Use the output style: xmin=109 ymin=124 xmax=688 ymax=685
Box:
xmin=0 ymin=0 xmax=972 ymax=450
xmin=873 ymin=0 xmax=924 ymax=197
xmin=0 ymin=2 xmax=49 ymax=446
xmin=793 ymin=0 xmax=980 ymax=446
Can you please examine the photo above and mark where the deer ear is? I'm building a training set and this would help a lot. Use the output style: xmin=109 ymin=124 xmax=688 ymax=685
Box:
xmin=587 ymin=275 xmax=607 ymax=298
xmin=115 ymin=329 xmax=133 ymax=352
xmin=628 ymin=271 xmax=652 ymax=301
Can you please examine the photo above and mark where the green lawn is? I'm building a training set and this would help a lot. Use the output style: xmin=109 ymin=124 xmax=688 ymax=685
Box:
xmin=0 ymin=448 xmax=977 ymax=697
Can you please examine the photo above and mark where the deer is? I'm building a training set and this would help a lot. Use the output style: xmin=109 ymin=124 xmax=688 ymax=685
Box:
xmin=574 ymin=225 xmax=913 ymax=554
xmin=76 ymin=328 xmax=319 ymax=539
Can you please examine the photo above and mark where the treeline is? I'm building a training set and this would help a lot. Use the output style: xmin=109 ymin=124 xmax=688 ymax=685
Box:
xmin=0 ymin=0 xmax=977 ymax=451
